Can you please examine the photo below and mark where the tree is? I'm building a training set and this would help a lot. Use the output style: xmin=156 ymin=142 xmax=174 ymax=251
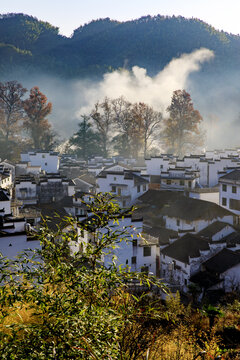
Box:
xmin=111 ymin=97 xmax=162 ymax=158
xmin=0 ymin=81 xmax=27 ymax=159
xmin=162 ymin=90 xmax=204 ymax=157
xmin=90 ymin=97 xmax=114 ymax=157
xmin=69 ymin=115 xmax=103 ymax=160
xmin=130 ymin=102 xmax=162 ymax=158
xmin=23 ymin=86 xmax=52 ymax=150
xmin=0 ymin=193 xmax=165 ymax=359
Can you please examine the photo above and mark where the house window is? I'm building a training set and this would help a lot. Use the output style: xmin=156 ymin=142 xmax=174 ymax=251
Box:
xmin=160 ymin=165 xmax=163 ymax=169
xmin=180 ymin=180 xmax=184 ymax=186
xmin=166 ymin=179 xmax=171 ymax=185
xmin=143 ymin=184 xmax=146 ymax=191
xmin=229 ymin=198 xmax=240 ymax=211
xmin=131 ymin=256 xmax=136 ymax=264
xmin=42 ymin=154 xmax=45 ymax=158
xmin=111 ymin=186 xmax=116 ymax=193
xmin=232 ymin=186 xmax=237 ymax=194
xmin=222 ymin=197 xmax=227 ymax=206
xmin=132 ymin=239 xmax=137 ymax=247
xmin=184 ymin=279 xmax=188 ymax=286
xmin=45 ymin=162 xmax=47 ymax=166
xmin=118 ymin=188 xmax=121 ymax=196
xmin=177 ymin=219 xmax=180 ymax=226
xmin=222 ymin=184 xmax=227 ymax=192
xmin=188 ymin=181 xmax=191 ymax=188
xmin=137 ymin=185 xmax=141 ymax=193
xmin=143 ymin=246 xmax=151 ymax=257
xmin=114 ymin=177 xmax=117 ymax=181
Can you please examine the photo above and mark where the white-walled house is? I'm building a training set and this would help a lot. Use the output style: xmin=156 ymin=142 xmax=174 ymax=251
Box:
xmin=219 ymin=169 xmax=240 ymax=215
xmin=190 ymin=248 xmax=240 ymax=295
xmin=15 ymin=175 xmax=38 ymax=205
xmin=160 ymin=234 xmax=212 ymax=292
xmin=160 ymin=232 xmax=230 ymax=293
xmin=161 ymin=196 xmax=235 ymax=234
xmin=97 ymin=169 xmax=149 ymax=208
xmin=21 ymin=151 xmax=60 ymax=173
xmin=197 ymin=221 xmax=235 ymax=242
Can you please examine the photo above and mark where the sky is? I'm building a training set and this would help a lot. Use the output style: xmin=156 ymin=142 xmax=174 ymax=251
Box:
xmin=1 ymin=0 xmax=240 ymax=37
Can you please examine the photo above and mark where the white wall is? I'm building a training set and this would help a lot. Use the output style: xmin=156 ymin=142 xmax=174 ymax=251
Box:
xmin=0 ymin=234 xmax=41 ymax=259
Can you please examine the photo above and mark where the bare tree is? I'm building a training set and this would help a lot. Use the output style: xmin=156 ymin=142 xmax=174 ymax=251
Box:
xmin=0 ymin=81 xmax=27 ymax=142
xmin=90 ymin=97 xmax=114 ymax=157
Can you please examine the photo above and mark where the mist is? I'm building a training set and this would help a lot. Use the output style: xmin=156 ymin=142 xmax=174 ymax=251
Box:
xmin=10 ymin=47 xmax=240 ymax=150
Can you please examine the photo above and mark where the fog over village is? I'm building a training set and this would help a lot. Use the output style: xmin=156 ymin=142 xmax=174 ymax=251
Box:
xmin=0 ymin=3 xmax=240 ymax=359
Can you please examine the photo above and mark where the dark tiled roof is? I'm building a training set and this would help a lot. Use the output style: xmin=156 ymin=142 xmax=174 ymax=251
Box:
xmin=197 ymin=221 xmax=233 ymax=238
xmin=0 ymin=190 xmax=9 ymax=201
xmin=190 ymin=271 xmax=222 ymax=288
xmin=143 ymin=226 xmax=177 ymax=246
xmin=203 ymin=248 xmax=240 ymax=274
xmin=77 ymin=173 xmax=96 ymax=186
xmin=161 ymin=234 xmax=210 ymax=264
xmin=219 ymin=170 xmax=240 ymax=181
xmin=160 ymin=197 xmax=234 ymax=221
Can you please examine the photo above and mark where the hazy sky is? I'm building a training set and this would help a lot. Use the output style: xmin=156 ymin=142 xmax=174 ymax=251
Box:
xmin=1 ymin=0 xmax=240 ymax=37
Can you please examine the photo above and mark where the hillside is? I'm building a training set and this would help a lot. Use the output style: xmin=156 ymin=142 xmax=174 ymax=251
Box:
xmin=1 ymin=13 xmax=240 ymax=78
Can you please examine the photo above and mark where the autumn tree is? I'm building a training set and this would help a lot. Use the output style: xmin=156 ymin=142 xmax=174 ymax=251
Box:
xmin=111 ymin=97 xmax=162 ymax=158
xmin=130 ymin=102 xmax=162 ymax=158
xmin=111 ymin=97 xmax=133 ymax=157
xmin=0 ymin=81 xmax=27 ymax=159
xmin=23 ymin=87 xmax=53 ymax=150
xmin=90 ymin=97 xmax=114 ymax=157
xmin=69 ymin=115 xmax=103 ymax=160
xmin=162 ymin=89 xmax=204 ymax=157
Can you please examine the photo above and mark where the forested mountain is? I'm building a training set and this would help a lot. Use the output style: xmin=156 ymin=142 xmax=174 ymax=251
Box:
xmin=1 ymin=13 xmax=240 ymax=78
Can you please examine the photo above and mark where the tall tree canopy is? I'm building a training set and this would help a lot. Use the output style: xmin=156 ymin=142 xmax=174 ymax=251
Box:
xmin=90 ymin=97 xmax=114 ymax=157
xmin=162 ymin=90 xmax=204 ymax=157
xmin=69 ymin=115 xmax=103 ymax=160
xmin=23 ymin=86 xmax=53 ymax=150
xmin=0 ymin=81 xmax=27 ymax=159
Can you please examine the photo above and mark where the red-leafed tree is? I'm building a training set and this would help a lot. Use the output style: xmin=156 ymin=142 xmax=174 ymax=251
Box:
xmin=23 ymin=87 xmax=53 ymax=150
xmin=162 ymin=90 xmax=204 ymax=157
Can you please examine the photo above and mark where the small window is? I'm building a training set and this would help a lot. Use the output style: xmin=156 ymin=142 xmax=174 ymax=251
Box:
xmin=137 ymin=185 xmax=141 ymax=193
xmin=114 ymin=177 xmax=117 ymax=181
xmin=188 ymin=181 xmax=191 ymax=188
xmin=160 ymin=165 xmax=163 ymax=169
xmin=166 ymin=179 xmax=171 ymax=185
xmin=143 ymin=184 xmax=146 ymax=191
xmin=45 ymin=162 xmax=47 ymax=166
xmin=177 ymin=219 xmax=180 ymax=226
xmin=117 ymin=188 xmax=121 ymax=196
xmin=111 ymin=186 xmax=116 ymax=193
xmin=131 ymin=256 xmax=136 ymax=264
xmin=42 ymin=154 xmax=45 ymax=158
xmin=232 ymin=186 xmax=237 ymax=194
xmin=222 ymin=197 xmax=227 ymax=206
xmin=180 ymin=180 xmax=184 ymax=186
xmin=222 ymin=184 xmax=227 ymax=192
xmin=132 ymin=239 xmax=137 ymax=247
xmin=143 ymin=246 xmax=151 ymax=257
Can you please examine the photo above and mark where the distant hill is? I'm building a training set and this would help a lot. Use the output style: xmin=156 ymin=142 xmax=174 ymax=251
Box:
xmin=1 ymin=13 xmax=240 ymax=78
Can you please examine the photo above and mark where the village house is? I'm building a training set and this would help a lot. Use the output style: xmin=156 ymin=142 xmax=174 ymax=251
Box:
xmin=97 ymin=164 xmax=149 ymax=208
xmin=160 ymin=232 xmax=230 ymax=293
xmin=190 ymin=248 xmax=240 ymax=298
xmin=20 ymin=151 xmax=60 ymax=173
xmin=219 ymin=169 xmax=240 ymax=216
